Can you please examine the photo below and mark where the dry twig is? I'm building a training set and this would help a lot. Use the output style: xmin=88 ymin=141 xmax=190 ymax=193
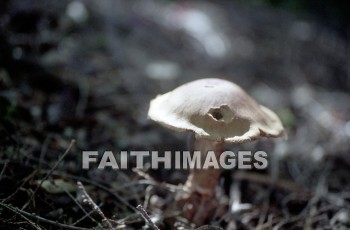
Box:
xmin=22 ymin=139 xmax=76 ymax=210
xmin=136 ymin=204 xmax=160 ymax=230
xmin=77 ymin=181 xmax=114 ymax=229
xmin=0 ymin=202 xmax=88 ymax=230
xmin=0 ymin=160 xmax=9 ymax=182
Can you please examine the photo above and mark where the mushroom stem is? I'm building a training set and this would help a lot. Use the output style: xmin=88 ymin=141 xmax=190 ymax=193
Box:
xmin=184 ymin=138 xmax=224 ymax=196
xmin=178 ymin=136 xmax=225 ymax=225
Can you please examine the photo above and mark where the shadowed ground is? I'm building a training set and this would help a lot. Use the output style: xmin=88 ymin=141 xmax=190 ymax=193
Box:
xmin=0 ymin=0 xmax=349 ymax=229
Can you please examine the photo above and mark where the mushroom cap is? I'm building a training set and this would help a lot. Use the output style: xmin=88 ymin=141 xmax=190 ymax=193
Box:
xmin=148 ymin=78 xmax=286 ymax=143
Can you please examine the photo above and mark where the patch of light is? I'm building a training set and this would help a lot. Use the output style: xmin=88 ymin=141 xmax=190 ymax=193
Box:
xmin=145 ymin=61 xmax=180 ymax=80
xmin=289 ymin=21 xmax=313 ymax=41
xmin=66 ymin=1 xmax=88 ymax=24
xmin=12 ymin=47 xmax=23 ymax=59
xmin=181 ymin=9 xmax=212 ymax=38
xmin=203 ymin=33 xmax=227 ymax=58
xmin=345 ymin=121 xmax=350 ymax=137
xmin=311 ymin=146 xmax=325 ymax=162
xmin=166 ymin=7 xmax=228 ymax=58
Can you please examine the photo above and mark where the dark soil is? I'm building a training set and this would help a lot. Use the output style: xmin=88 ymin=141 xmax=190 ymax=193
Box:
xmin=0 ymin=0 xmax=349 ymax=229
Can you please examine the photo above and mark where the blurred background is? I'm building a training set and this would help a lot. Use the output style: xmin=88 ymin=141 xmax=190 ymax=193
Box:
xmin=0 ymin=0 xmax=349 ymax=229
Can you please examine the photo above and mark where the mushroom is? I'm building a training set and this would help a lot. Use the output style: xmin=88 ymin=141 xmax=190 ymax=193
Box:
xmin=148 ymin=78 xmax=285 ymax=225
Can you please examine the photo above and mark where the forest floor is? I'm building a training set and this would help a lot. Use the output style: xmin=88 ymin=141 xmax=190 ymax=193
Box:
xmin=0 ymin=0 xmax=350 ymax=229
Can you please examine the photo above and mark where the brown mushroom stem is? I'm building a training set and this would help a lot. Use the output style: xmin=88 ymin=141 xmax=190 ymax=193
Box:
xmin=177 ymin=137 xmax=226 ymax=226
xmin=184 ymin=138 xmax=224 ymax=196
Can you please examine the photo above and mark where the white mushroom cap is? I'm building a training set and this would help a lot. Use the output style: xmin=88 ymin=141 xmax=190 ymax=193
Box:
xmin=148 ymin=78 xmax=286 ymax=143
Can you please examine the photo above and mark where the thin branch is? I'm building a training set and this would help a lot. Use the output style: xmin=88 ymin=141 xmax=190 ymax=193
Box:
xmin=48 ymin=171 xmax=139 ymax=212
xmin=0 ymin=202 xmax=88 ymax=230
xmin=61 ymin=185 xmax=101 ymax=226
xmin=0 ymin=202 xmax=42 ymax=230
xmin=136 ymin=204 xmax=159 ymax=230
xmin=2 ymin=170 xmax=37 ymax=203
xmin=77 ymin=181 xmax=114 ymax=229
xmin=0 ymin=160 xmax=9 ymax=182
xmin=22 ymin=139 xmax=75 ymax=210
xmin=72 ymin=208 xmax=101 ymax=227
xmin=38 ymin=134 xmax=53 ymax=169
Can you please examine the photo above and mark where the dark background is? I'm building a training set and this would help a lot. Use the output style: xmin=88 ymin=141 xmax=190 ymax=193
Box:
xmin=0 ymin=0 xmax=349 ymax=229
